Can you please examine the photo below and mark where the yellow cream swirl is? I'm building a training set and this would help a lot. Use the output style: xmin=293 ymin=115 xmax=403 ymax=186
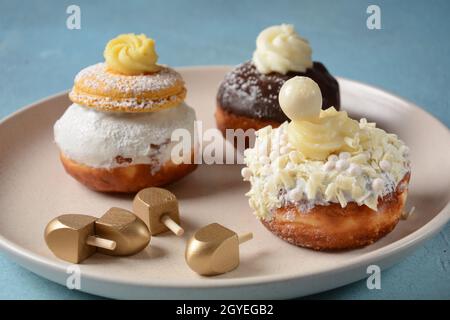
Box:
xmin=288 ymin=108 xmax=360 ymax=160
xmin=279 ymin=76 xmax=360 ymax=160
xmin=104 ymin=33 xmax=160 ymax=75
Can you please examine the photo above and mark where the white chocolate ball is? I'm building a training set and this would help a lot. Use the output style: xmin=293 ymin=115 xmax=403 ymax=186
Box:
xmin=372 ymin=178 xmax=385 ymax=193
xmin=335 ymin=159 xmax=349 ymax=171
xmin=323 ymin=160 xmax=335 ymax=172
xmin=339 ymin=152 xmax=351 ymax=160
xmin=379 ymin=160 xmax=391 ymax=171
xmin=278 ymin=76 xmax=323 ymax=121
xmin=347 ymin=163 xmax=362 ymax=176
xmin=241 ymin=167 xmax=252 ymax=181
xmin=328 ymin=154 xmax=339 ymax=162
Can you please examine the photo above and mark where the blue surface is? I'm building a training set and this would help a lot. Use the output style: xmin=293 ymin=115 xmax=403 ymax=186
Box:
xmin=0 ymin=0 xmax=448 ymax=300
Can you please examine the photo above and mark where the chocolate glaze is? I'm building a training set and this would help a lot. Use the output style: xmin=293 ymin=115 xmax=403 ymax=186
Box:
xmin=217 ymin=61 xmax=340 ymax=123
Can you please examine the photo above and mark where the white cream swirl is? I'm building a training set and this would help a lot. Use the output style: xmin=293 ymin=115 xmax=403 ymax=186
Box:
xmin=252 ymin=24 xmax=313 ymax=74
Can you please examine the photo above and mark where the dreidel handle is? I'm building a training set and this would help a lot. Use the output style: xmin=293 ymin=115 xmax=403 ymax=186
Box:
xmin=238 ymin=232 xmax=253 ymax=244
xmin=86 ymin=236 xmax=117 ymax=251
xmin=161 ymin=215 xmax=184 ymax=236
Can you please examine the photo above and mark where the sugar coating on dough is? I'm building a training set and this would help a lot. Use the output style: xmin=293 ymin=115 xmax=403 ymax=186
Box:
xmin=54 ymin=103 xmax=196 ymax=169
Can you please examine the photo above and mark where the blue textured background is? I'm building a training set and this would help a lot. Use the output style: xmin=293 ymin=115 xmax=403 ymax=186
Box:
xmin=0 ymin=0 xmax=449 ymax=299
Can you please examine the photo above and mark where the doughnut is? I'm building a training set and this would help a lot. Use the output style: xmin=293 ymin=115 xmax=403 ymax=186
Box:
xmin=215 ymin=105 xmax=280 ymax=136
xmin=54 ymin=103 xmax=197 ymax=193
xmin=55 ymin=34 xmax=198 ymax=192
xmin=216 ymin=24 xmax=339 ymax=135
xmin=69 ymin=63 xmax=186 ymax=113
xmin=217 ymin=61 xmax=339 ymax=129
xmin=262 ymin=174 xmax=410 ymax=250
xmin=59 ymin=152 xmax=197 ymax=193
xmin=242 ymin=77 xmax=411 ymax=251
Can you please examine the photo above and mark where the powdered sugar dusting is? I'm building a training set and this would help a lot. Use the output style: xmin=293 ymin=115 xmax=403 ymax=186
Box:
xmin=74 ymin=63 xmax=184 ymax=95
xmin=219 ymin=61 xmax=285 ymax=119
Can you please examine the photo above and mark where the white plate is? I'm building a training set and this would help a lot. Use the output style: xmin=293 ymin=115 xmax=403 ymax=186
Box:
xmin=0 ymin=66 xmax=449 ymax=299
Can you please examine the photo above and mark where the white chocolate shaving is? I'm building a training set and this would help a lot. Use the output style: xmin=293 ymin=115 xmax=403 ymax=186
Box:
xmin=244 ymin=121 xmax=410 ymax=219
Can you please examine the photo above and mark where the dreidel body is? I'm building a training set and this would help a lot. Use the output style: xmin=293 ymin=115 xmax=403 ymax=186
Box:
xmin=185 ymin=223 xmax=253 ymax=276
xmin=133 ymin=187 xmax=184 ymax=236
xmin=45 ymin=208 xmax=150 ymax=263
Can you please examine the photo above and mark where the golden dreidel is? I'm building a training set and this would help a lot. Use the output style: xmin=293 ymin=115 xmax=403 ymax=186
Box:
xmin=133 ymin=187 xmax=184 ymax=236
xmin=95 ymin=207 xmax=151 ymax=256
xmin=185 ymin=223 xmax=253 ymax=276
xmin=45 ymin=214 xmax=114 ymax=264
xmin=44 ymin=208 xmax=150 ymax=263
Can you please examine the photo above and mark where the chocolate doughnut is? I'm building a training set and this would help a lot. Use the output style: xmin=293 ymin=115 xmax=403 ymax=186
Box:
xmin=216 ymin=61 xmax=340 ymax=134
